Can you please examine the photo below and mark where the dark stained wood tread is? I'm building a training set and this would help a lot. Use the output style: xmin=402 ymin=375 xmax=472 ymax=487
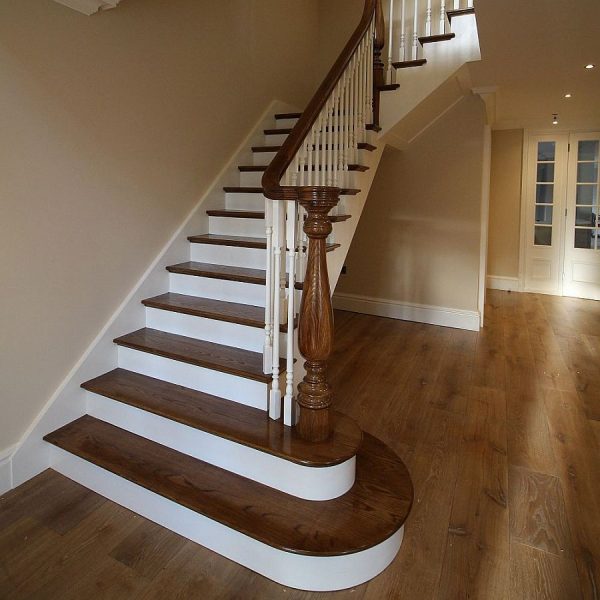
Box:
xmin=113 ymin=328 xmax=280 ymax=384
xmin=253 ymin=143 xmax=376 ymax=153
xmin=238 ymin=164 xmax=368 ymax=173
xmin=223 ymin=186 xmax=360 ymax=196
xmin=274 ymin=112 xmax=302 ymax=120
xmin=141 ymin=293 xmax=291 ymax=332
xmin=377 ymin=84 xmax=401 ymax=91
xmin=187 ymin=234 xmax=340 ymax=253
xmin=166 ymin=262 xmax=304 ymax=290
xmin=80 ymin=369 xmax=361 ymax=467
xmin=392 ymin=58 xmax=427 ymax=69
xmin=419 ymin=33 xmax=456 ymax=45
xmin=330 ymin=214 xmax=351 ymax=223
xmin=446 ymin=7 xmax=475 ymax=21
xmin=358 ymin=142 xmax=377 ymax=151
xmin=264 ymin=128 xmax=293 ymax=135
xmin=366 ymin=123 xmax=382 ymax=132
xmin=208 ymin=210 xmax=352 ymax=222
xmin=44 ymin=415 xmax=413 ymax=555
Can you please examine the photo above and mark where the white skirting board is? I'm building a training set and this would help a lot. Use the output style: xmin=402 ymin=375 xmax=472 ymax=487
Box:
xmin=333 ymin=293 xmax=481 ymax=332
xmin=50 ymin=446 xmax=404 ymax=592
xmin=0 ymin=446 xmax=15 ymax=495
xmin=486 ymin=276 xmax=522 ymax=292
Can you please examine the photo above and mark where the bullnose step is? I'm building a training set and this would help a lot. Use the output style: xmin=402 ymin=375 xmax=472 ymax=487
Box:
xmin=223 ymin=186 xmax=361 ymax=196
xmin=419 ymin=32 xmax=456 ymax=45
xmin=81 ymin=369 xmax=361 ymax=467
xmin=113 ymin=328 xmax=279 ymax=384
xmin=208 ymin=209 xmax=353 ymax=222
xmin=392 ymin=58 xmax=427 ymax=69
xmin=238 ymin=164 xmax=369 ymax=173
xmin=44 ymin=415 xmax=413 ymax=556
xmin=187 ymin=234 xmax=340 ymax=253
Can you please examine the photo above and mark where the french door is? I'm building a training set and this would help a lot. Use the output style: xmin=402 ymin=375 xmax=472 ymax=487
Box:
xmin=523 ymin=132 xmax=600 ymax=300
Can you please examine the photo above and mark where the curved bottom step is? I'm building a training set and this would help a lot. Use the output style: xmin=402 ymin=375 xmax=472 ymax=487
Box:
xmin=44 ymin=417 xmax=413 ymax=591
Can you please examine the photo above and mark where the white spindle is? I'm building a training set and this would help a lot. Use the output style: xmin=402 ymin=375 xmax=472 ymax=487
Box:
xmin=326 ymin=97 xmax=333 ymax=186
xmin=263 ymin=200 xmax=273 ymax=375
xmin=333 ymin=85 xmax=340 ymax=187
xmin=399 ymin=0 xmax=406 ymax=62
xmin=368 ymin=23 xmax=374 ymax=122
xmin=412 ymin=0 xmax=419 ymax=61
xmin=283 ymin=199 xmax=297 ymax=426
xmin=425 ymin=0 xmax=432 ymax=36
xmin=453 ymin=0 xmax=459 ymax=9
xmin=439 ymin=0 xmax=446 ymax=34
xmin=467 ymin=0 xmax=473 ymax=7
xmin=269 ymin=199 xmax=282 ymax=420
xmin=387 ymin=0 xmax=394 ymax=80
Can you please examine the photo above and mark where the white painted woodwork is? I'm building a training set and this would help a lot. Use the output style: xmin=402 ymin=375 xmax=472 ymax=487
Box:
xmin=86 ymin=392 xmax=355 ymax=500
xmin=169 ymin=273 xmax=266 ymax=307
xmin=225 ymin=191 xmax=265 ymax=210
xmin=52 ymin=0 xmax=121 ymax=16
xmin=208 ymin=215 xmax=265 ymax=237
xmin=117 ymin=346 xmax=270 ymax=410
xmin=190 ymin=242 xmax=265 ymax=269
xmin=50 ymin=447 xmax=403 ymax=591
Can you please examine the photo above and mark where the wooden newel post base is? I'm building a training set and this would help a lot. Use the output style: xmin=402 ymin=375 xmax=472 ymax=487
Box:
xmin=296 ymin=188 xmax=340 ymax=443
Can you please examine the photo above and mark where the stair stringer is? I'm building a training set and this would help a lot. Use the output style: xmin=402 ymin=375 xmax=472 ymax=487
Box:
xmin=8 ymin=99 xmax=300 ymax=491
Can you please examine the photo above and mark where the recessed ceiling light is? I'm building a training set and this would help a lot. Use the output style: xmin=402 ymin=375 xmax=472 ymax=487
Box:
xmin=585 ymin=64 xmax=595 ymax=69
xmin=552 ymin=113 xmax=559 ymax=125
xmin=564 ymin=93 xmax=572 ymax=98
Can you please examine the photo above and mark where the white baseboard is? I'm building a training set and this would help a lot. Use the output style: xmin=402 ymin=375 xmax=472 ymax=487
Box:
xmin=0 ymin=445 xmax=15 ymax=495
xmin=486 ymin=275 xmax=522 ymax=292
xmin=333 ymin=293 xmax=480 ymax=332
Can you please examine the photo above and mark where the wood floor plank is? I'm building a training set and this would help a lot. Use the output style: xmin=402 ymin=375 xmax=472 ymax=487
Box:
xmin=508 ymin=466 xmax=573 ymax=557
xmin=509 ymin=542 xmax=582 ymax=600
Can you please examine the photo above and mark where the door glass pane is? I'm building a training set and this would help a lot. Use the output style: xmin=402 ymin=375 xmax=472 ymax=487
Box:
xmin=536 ymin=184 xmax=554 ymax=203
xmin=576 ymin=206 xmax=595 ymax=226
xmin=576 ymin=185 xmax=597 ymax=205
xmin=538 ymin=141 xmax=556 ymax=161
xmin=577 ymin=162 xmax=598 ymax=183
xmin=574 ymin=228 xmax=594 ymax=249
xmin=535 ymin=226 xmax=552 ymax=246
xmin=535 ymin=205 xmax=553 ymax=224
xmin=537 ymin=163 xmax=555 ymax=182
xmin=578 ymin=140 xmax=599 ymax=161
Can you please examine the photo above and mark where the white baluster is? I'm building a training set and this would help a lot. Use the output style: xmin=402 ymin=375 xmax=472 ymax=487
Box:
xmin=387 ymin=0 xmax=394 ymax=81
xmin=467 ymin=0 xmax=473 ymax=7
xmin=453 ymin=0 xmax=459 ymax=8
xmin=333 ymin=84 xmax=340 ymax=188
xmin=439 ymin=0 xmax=446 ymax=34
xmin=343 ymin=71 xmax=350 ymax=184
xmin=349 ymin=54 xmax=357 ymax=164
xmin=283 ymin=199 xmax=297 ymax=426
xmin=326 ymin=98 xmax=333 ymax=186
xmin=412 ymin=0 xmax=419 ymax=61
xmin=368 ymin=22 xmax=374 ymax=122
xmin=307 ymin=126 xmax=315 ymax=186
xmin=425 ymin=0 xmax=432 ymax=36
xmin=399 ymin=0 xmax=406 ymax=62
xmin=263 ymin=199 xmax=273 ymax=375
xmin=269 ymin=200 xmax=285 ymax=420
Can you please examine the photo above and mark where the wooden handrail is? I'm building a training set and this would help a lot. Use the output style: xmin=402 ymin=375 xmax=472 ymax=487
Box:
xmin=261 ymin=0 xmax=385 ymax=442
xmin=262 ymin=0 xmax=384 ymax=201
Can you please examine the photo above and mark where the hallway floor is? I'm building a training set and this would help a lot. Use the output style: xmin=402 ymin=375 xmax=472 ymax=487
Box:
xmin=1 ymin=290 xmax=599 ymax=599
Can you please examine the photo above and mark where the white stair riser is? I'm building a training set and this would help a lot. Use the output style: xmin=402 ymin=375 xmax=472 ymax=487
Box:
xmin=50 ymin=447 xmax=404 ymax=591
xmin=239 ymin=170 xmax=357 ymax=188
xmin=169 ymin=273 xmax=266 ymax=306
xmin=209 ymin=216 xmax=264 ymax=237
xmin=190 ymin=243 xmax=266 ymax=269
xmin=117 ymin=346 xmax=268 ymax=410
xmin=253 ymin=151 xmax=276 ymax=167
xmin=86 ymin=393 xmax=355 ymax=501
xmin=274 ymin=117 xmax=299 ymax=129
xmin=264 ymin=133 xmax=288 ymax=146
xmin=226 ymin=191 xmax=265 ymax=210
xmin=145 ymin=307 xmax=288 ymax=354
xmin=238 ymin=172 xmax=265 ymax=188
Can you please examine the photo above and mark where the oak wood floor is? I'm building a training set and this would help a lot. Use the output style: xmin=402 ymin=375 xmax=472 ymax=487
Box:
xmin=1 ymin=290 xmax=599 ymax=599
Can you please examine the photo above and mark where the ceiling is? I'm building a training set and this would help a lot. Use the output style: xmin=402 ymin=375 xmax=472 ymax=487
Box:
xmin=471 ymin=0 xmax=600 ymax=130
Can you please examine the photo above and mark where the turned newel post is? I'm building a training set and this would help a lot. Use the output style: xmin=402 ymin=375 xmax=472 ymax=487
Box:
xmin=373 ymin=0 xmax=386 ymax=126
xmin=296 ymin=188 xmax=340 ymax=442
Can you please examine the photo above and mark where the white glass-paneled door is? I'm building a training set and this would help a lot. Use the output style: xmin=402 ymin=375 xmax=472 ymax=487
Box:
xmin=523 ymin=132 xmax=600 ymax=300
xmin=523 ymin=134 xmax=569 ymax=295
xmin=563 ymin=133 xmax=600 ymax=300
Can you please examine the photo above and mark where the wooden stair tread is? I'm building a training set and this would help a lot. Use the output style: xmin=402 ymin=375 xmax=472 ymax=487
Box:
xmin=392 ymin=58 xmax=427 ymax=69
xmin=44 ymin=416 xmax=413 ymax=555
xmin=207 ymin=209 xmax=263 ymax=219
xmin=238 ymin=164 xmax=368 ymax=172
xmin=187 ymin=233 xmax=266 ymax=249
xmin=253 ymin=143 xmax=376 ymax=153
xmin=419 ymin=33 xmax=456 ymax=45
xmin=141 ymin=293 xmax=291 ymax=331
xmin=81 ymin=369 xmax=361 ymax=467
xmin=377 ymin=84 xmax=401 ymax=91
xmin=274 ymin=112 xmax=302 ymax=120
xmin=446 ymin=7 xmax=475 ymax=21
xmin=222 ymin=187 xmax=360 ymax=196
xmin=187 ymin=234 xmax=340 ymax=253
xmin=113 ymin=328 xmax=278 ymax=384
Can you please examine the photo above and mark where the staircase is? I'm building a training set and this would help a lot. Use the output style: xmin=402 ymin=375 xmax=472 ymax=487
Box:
xmin=10 ymin=0 xmax=481 ymax=592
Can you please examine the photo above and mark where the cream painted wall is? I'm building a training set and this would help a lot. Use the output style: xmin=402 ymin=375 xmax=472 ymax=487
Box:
xmin=0 ymin=0 xmax=320 ymax=451
xmin=335 ymin=94 xmax=486 ymax=313
xmin=487 ymin=129 xmax=524 ymax=278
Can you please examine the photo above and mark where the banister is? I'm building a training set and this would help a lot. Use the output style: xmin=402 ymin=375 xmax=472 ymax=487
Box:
xmin=262 ymin=0 xmax=384 ymax=201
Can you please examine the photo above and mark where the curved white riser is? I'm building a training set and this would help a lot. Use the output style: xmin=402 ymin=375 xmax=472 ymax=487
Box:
xmin=225 ymin=191 xmax=265 ymax=210
xmin=145 ymin=307 xmax=287 ymax=355
xmin=86 ymin=393 xmax=355 ymax=501
xmin=169 ymin=273 xmax=266 ymax=307
xmin=190 ymin=243 xmax=266 ymax=269
xmin=209 ymin=216 xmax=265 ymax=237
xmin=117 ymin=346 xmax=270 ymax=410
xmin=49 ymin=447 xmax=403 ymax=592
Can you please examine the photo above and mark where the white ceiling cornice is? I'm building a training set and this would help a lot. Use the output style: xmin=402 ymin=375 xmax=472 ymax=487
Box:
xmin=53 ymin=0 xmax=122 ymax=16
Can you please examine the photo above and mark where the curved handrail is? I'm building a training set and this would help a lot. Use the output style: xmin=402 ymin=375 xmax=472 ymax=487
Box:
xmin=262 ymin=0 xmax=384 ymax=201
